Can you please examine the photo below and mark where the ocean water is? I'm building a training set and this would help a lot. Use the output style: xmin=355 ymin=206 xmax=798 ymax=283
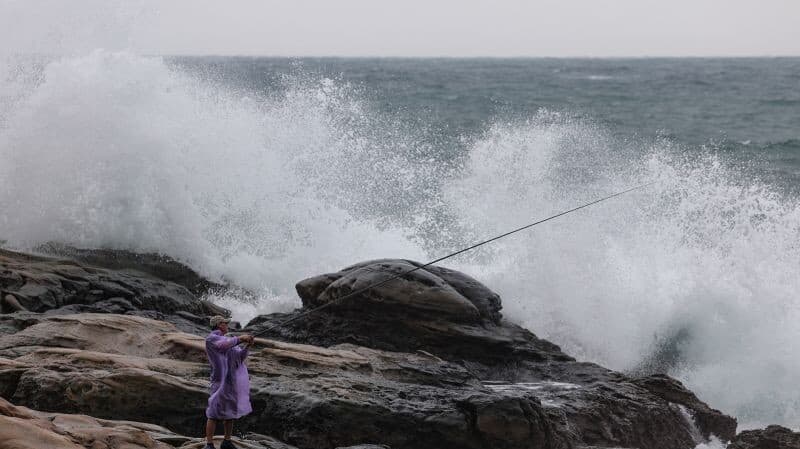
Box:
xmin=2 ymin=44 xmax=800 ymax=435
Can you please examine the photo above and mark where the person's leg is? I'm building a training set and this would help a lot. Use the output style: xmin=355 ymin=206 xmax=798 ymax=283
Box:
xmin=223 ymin=420 xmax=233 ymax=440
xmin=205 ymin=419 xmax=216 ymax=444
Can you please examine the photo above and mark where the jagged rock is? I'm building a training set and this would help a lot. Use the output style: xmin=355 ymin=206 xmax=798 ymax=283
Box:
xmin=633 ymin=374 xmax=737 ymax=441
xmin=0 ymin=253 xmax=742 ymax=449
xmin=36 ymin=243 xmax=223 ymax=295
xmin=0 ymin=313 xmax=572 ymax=449
xmin=0 ymin=248 xmax=225 ymax=334
xmin=729 ymin=425 xmax=800 ymax=449
xmin=248 ymin=259 xmax=738 ymax=449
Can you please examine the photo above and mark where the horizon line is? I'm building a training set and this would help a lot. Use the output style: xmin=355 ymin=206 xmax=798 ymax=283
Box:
xmin=158 ymin=53 xmax=800 ymax=59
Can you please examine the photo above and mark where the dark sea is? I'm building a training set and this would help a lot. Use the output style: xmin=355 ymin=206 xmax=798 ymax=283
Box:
xmin=172 ymin=57 xmax=800 ymax=193
xmin=2 ymin=54 xmax=799 ymax=431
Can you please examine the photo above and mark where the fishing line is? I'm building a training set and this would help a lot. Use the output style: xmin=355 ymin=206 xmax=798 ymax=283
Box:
xmin=254 ymin=181 xmax=656 ymax=337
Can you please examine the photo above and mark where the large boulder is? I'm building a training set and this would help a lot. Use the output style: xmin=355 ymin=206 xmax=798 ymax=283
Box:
xmin=252 ymin=259 xmax=569 ymax=372
xmin=296 ymin=259 xmax=502 ymax=323
xmin=248 ymin=260 xmax=738 ymax=448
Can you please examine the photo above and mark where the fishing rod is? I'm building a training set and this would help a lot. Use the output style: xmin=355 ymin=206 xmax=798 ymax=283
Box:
xmin=253 ymin=181 xmax=655 ymax=338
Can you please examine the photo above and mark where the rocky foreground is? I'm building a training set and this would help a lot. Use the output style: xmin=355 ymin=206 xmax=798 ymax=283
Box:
xmin=0 ymin=247 xmax=797 ymax=449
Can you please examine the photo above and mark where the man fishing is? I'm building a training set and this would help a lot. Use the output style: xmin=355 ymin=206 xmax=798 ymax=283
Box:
xmin=204 ymin=316 xmax=254 ymax=449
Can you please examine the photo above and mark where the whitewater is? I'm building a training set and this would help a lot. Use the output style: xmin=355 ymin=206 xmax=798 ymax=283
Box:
xmin=2 ymin=4 xmax=799 ymax=435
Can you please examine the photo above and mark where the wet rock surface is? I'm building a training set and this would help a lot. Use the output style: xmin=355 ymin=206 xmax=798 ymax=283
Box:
xmin=0 ymin=313 xmax=571 ymax=449
xmin=0 ymin=248 xmax=225 ymax=334
xmin=35 ymin=243 xmax=223 ymax=296
xmin=250 ymin=259 xmax=570 ymax=375
xmin=729 ymin=425 xmax=800 ymax=449
xmin=0 ymin=250 xmax=749 ymax=449
xmin=0 ymin=395 xmax=297 ymax=449
xmin=250 ymin=259 xmax=737 ymax=448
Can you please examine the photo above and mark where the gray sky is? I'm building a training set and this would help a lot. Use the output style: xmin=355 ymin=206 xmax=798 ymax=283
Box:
xmin=133 ymin=0 xmax=800 ymax=57
xmin=4 ymin=0 xmax=800 ymax=57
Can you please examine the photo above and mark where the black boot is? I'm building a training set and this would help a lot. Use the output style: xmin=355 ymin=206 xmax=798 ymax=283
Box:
xmin=220 ymin=439 xmax=239 ymax=449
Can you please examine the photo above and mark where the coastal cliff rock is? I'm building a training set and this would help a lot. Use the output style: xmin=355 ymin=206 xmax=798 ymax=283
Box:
xmin=294 ymin=259 xmax=502 ymax=323
xmin=35 ymin=243 xmax=223 ymax=296
xmin=0 ymin=250 xmax=741 ymax=449
xmin=249 ymin=259 xmax=737 ymax=447
xmin=0 ymin=313 xmax=570 ymax=448
xmin=0 ymin=395 xmax=180 ymax=448
xmin=0 ymin=248 xmax=226 ymax=334
xmin=0 ymin=395 xmax=308 ymax=449
xmin=251 ymin=259 xmax=569 ymax=372
xmin=729 ymin=425 xmax=800 ymax=449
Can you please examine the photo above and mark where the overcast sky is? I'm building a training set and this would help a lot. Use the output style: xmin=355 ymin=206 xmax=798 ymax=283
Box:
xmin=4 ymin=0 xmax=800 ymax=57
xmin=129 ymin=0 xmax=800 ymax=57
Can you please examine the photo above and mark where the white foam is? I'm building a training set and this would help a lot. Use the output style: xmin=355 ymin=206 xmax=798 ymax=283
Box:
xmin=443 ymin=116 xmax=800 ymax=429
xmin=694 ymin=436 xmax=727 ymax=449
xmin=484 ymin=381 xmax=582 ymax=408
xmin=0 ymin=50 xmax=427 ymax=312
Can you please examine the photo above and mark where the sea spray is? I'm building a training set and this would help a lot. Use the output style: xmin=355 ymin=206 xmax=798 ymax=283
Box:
xmin=0 ymin=50 xmax=428 ymax=302
xmin=443 ymin=116 xmax=800 ymax=429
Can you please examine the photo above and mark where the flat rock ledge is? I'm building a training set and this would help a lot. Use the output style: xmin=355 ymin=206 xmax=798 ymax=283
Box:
xmin=0 ymin=396 xmax=375 ymax=449
xmin=0 ymin=250 xmax=773 ymax=449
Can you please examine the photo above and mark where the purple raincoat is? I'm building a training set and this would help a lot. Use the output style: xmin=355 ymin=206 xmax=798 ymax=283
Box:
xmin=205 ymin=330 xmax=252 ymax=420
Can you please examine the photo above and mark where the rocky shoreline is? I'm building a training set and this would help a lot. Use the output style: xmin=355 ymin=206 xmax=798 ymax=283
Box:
xmin=0 ymin=247 xmax=796 ymax=449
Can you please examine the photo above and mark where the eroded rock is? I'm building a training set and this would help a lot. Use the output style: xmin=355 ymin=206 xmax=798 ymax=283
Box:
xmin=0 ymin=395 xmax=300 ymax=449
xmin=0 ymin=313 xmax=572 ymax=449
xmin=0 ymin=248 xmax=225 ymax=334
xmin=729 ymin=425 xmax=800 ymax=449
xmin=0 ymin=253 xmax=742 ymax=449
xmin=36 ymin=243 xmax=223 ymax=296
xmin=249 ymin=259 xmax=737 ymax=449
xmin=295 ymin=259 xmax=501 ymax=323
xmin=0 ymin=396 xmax=178 ymax=449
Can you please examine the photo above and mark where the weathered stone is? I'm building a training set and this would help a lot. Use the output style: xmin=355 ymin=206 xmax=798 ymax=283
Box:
xmin=0 ymin=251 xmax=745 ymax=449
xmin=36 ymin=242 xmax=223 ymax=295
xmin=0 ymin=248 xmax=224 ymax=334
xmin=0 ymin=313 xmax=572 ymax=449
xmin=255 ymin=260 xmax=569 ymax=371
xmin=250 ymin=259 xmax=737 ymax=449
xmin=296 ymin=259 xmax=483 ymax=322
xmin=0 ymin=396 xmax=176 ymax=449
xmin=633 ymin=373 xmax=737 ymax=441
xmin=729 ymin=425 xmax=800 ymax=449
